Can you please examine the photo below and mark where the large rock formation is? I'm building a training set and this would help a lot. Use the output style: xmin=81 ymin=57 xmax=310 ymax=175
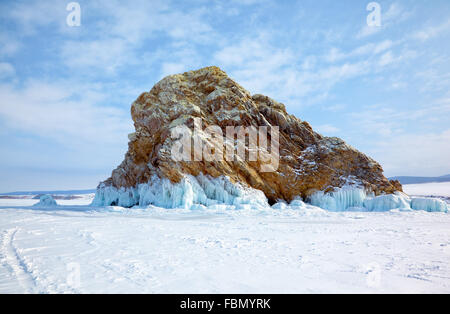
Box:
xmin=94 ymin=66 xmax=402 ymax=208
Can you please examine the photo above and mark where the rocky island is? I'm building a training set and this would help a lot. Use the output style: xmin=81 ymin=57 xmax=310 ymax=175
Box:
xmin=92 ymin=66 xmax=419 ymax=211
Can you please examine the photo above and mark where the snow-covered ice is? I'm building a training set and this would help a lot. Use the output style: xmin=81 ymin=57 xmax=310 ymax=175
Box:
xmin=403 ymin=182 xmax=450 ymax=198
xmin=1 ymin=194 xmax=450 ymax=293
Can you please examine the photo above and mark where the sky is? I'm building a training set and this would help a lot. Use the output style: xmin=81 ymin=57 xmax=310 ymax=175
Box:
xmin=0 ymin=0 xmax=449 ymax=192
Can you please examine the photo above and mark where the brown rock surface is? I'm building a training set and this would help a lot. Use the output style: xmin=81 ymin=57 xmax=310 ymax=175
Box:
xmin=98 ymin=66 xmax=401 ymax=205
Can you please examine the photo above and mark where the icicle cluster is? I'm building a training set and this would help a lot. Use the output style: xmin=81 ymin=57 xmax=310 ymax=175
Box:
xmin=92 ymin=174 xmax=269 ymax=210
xmin=93 ymin=175 xmax=448 ymax=213
xmin=308 ymin=187 xmax=447 ymax=212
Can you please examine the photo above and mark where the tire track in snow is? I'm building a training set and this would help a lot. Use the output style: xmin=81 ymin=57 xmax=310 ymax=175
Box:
xmin=0 ymin=228 xmax=40 ymax=293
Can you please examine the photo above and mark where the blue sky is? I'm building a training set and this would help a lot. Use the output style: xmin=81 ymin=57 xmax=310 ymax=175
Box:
xmin=0 ymin=0 xmax=449 ymax=192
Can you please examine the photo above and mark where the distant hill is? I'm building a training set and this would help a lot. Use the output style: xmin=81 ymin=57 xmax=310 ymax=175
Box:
xmin=390 ymin=175 xmax=450 ymax=185
xmin=0 ymin=189 xmax=96 ymax=196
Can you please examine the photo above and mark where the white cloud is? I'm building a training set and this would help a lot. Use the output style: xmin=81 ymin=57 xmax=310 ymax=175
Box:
xmin=0 ymin=80 xmax=132 ymax=146
xmin=378 ymin=51 xmax=394 ymax=66
xmin=56 ymin=0 xmax=216 ymax=75
xmin=161 ymin=63 xmax=188 ymax=78
xmin=357 ymin=3 xmax=412 ymax=39
xmin=371 ymin=130 xmax=450 ymax=176
xmin=94 ymin=0 xmax=215 ymax=44
xmin=61 ymin=38 xmax=133 ymax=74
xmin=0 ymin=0 xmax=66 ymax=34
xmin=325 ymin=41 xmax=394 ymax=63
xmin=359 ymin=40 xmax=394 ymax=55
xmin=156 ymin=46 xmax=205 ymax=78
xmin=349 ymin=99 xmax=450 ymax=139
xmin=213 ymin=35 xmax=300 ymax=98
xmin=315 ymin=124 xmax=340 ymax=135
xmin=375 ymin=49 xmax=417 ymax=69
xmin=1 ymin=0 xmax=217 ymax=76
xmin=212 ymin=30 xmax=410 ymax=111
xmin=0 ymin=63 xmax=16 ymax=79
xmin=357 ymin=25 xmax=382 ymax=39
xmin=415 ymin=69 xmax=450 ymax=93
xmin=345 ymin=99 xmax=450 ymax=176
xmin=230 ymin=0 xmax=267 ymax=5
xmin=413 ymin=20 xmax=450 ymax=41
xmin=0 ymin=32 xmax=21 ymax=56
xmin=213 ymin=34 xmax=374 ymax=107
xmin=324 ymin=103 xmax=347 ymax=112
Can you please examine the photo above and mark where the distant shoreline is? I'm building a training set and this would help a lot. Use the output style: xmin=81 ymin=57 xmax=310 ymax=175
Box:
xmin=0 ymin=189 xmax=96 ymax=196
xmin=389 ymin=175 xmax=450 ymax=185
xmin=0 ymin=194 xmax=89 ymax=200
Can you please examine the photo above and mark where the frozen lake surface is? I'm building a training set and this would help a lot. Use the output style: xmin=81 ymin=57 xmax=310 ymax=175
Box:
xmin=0 ymin=188 xmax=449 ymax=294
xmin=403 ymin=182 xmax=450 ymax=198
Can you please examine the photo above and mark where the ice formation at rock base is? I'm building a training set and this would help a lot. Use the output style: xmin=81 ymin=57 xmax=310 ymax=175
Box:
xmin=93 ymin=174 xmax=269 ymax=210
xmin=411 ymin=197 xmax=448 ymax=213
xmin=308 ymin=187 xmax=367 ymax=211
xmin=34 ymin=194 xmax=58 ymax=207
xmin=308 ymin=187 xmax=447 ymax=212
xmin=93 ymin=174 xmax=448 ymax=213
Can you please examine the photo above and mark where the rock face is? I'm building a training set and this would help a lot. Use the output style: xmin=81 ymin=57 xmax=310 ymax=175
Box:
xmin=95 ymin=66 xmax=401 ymax=207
